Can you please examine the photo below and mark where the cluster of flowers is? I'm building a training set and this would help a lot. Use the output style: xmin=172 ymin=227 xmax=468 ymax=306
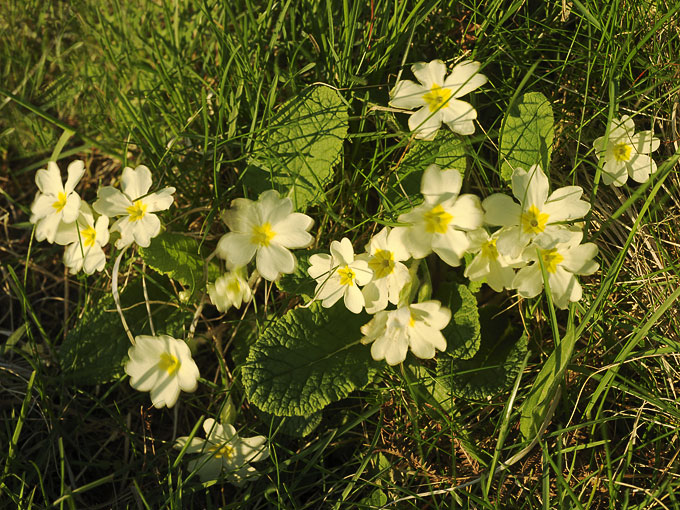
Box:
xmin=26 ymin=56 xmax=661 ymax=486
xmin=306 ymin=163 xmax=599 ymax=365
xmin=29 ymin=162 xmax=175 ymax=274
xmin=389 ymin=59 xmax=660 ymax=187
xmin=29 ymin=163 xmax=270 ymax=483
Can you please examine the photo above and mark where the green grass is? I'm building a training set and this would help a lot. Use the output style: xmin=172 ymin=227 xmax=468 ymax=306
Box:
xmin=3 ymin=0 xmax=680 ymax=508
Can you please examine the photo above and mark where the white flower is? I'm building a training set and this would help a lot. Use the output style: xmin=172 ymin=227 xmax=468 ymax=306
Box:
xmin=217 ymin=190 xmax=314 ymax=281
xmin=174 ymin=418 xmax=269 ymax=484
xmin=360 ymin=301 xmax=451 ymax=365
xmin=512 ymin=229 xmax=599 ymax=309
xmin=29 ymin=160 xmax=85 ymax=243
xmin=308 ymin=237 xmax=373 ymax=314
xmin=54 ymin=203 xmax=110 ymax=275
xmin=483 ymin=165 xmax=590 ymax=259
xmin=593 ymin=115 xmax=660 ymax=186
xmin=357 ymin=227 xmax=411 ymax=313
xmin=93 ymin=165 xmax=175 ymax=249
xmin=389 ymin=59 xmax=487 ymax=140
xmin=398 ymin=164 xmax=483 ymax=267
xmin=464 ymin=228 xmax=523 ymax=292
xmin=207 ymin=269 xmax=252 ymax=313
xmin=125 ymin=335 xmax=200 ymax=408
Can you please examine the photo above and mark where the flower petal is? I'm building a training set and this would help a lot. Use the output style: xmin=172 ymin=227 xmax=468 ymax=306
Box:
xmin=444 ymin=60 xmax=487 ymax=98
xmin=35 ymin=162 xmax=64 ymax=195
xmin=93 ymin=186 xmax=133 ymax=217
xmin=482 ymin=194 xmax=522 ymax=227
xmin=411 ymin=60 xmax=447 ymax=89
xmin=121 ymin=165 xmax=153 ymax=199
xmin=421 ymin=164 xmax=461 ymax=201
xmin=561 ymin=243 xmax=599 ymax=274
xmin=512 ymin=165 xmax=549 ymax=208
xmin=61 ymin=160 xmax=85 ymax=194
xmin=631 ymin=131 xmax=660 ymax=154
xmin=602 ymin=158 xmax=628 ymax=186
xmin=344 ymin=285 xmax=365 ymax=314
xmin=431 ymin=229 xmax=469 ymax=267
xmin=389 ymin=80 xmax=428 ymax=110
xmin=408 ymin=106 xmax=443 ymax=140
xmin=274 ymin=212 xmax=314 ymax=248
xmin=441 ymin=99 xmax=477 ymax=135
xmin=257 ymin=244 xmax=295 ymax=280
xmin=35 ymin=214 xmax=62 ymax=243
xmin=449 ymin=194 xmax=483 ymax=230
xmin=145 ymin=187 xmax=175 ymax=212
xmin=512 ymin=264 xmax=543 ymax=298
xmin=216 ymin=232 xmax=257 ymax=266
xmin=627 ymin=154 xmax=656 ymax=183
xmin=543 ymin=186 xmax=590 ymax=222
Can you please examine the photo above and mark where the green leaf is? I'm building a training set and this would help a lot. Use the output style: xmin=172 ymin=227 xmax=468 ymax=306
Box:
xmin=437 ymin=305 xmax=528 ymax=401
xmin=258 ymin=410 xmax=323 ymax=438
xmin=359 ymin=489 xmax=388 ymax=507
xmin=139 ymin=232 xmax=220 ymax=295
xmin=520 ymin=328 xmax=576 ymax=440
xmin=60 ymin=277 xmax=192 ymax=385
xmin=499 ymin=92 xmax=554 ymax=181
xmin=384 ymin=132 xmax=467 ymax=214
xmin=275 ymin=251 xmax=319 ymax=299
xmin=436 ymin=281 xmax=481 ymax=360
xmin=241 ymin=302 xmax=380 ymax=416
xmin=245 ymin=85 xmax=348 ymax=210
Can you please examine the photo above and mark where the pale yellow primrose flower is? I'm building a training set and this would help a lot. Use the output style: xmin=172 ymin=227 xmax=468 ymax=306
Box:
xmin=29 ymin=160 xmax=85 ymax=243
xmin=360 ymin=301 xmax=451 ymax=365
xmin=512 ymin=229 xmax=599 ymax=310
xmin=398 ymin=164 xmax=483 ymax=267
xmin=357 ymin=227 xmax=411 ymax=314
xmin=54 ymin=202 xmax=110 ymax=275
xmin=308 ymin=237 xmax=373 ymax=314
xmin=389 ymin=59 xmax=487 ymax=140
xmin=593 ymin=115 xmax=660 ymax=187
xmin=464 ymin=228 xmax=524 ymax=292
xmin=217 ymin=190 xmax=314 ymax=281
xmin=174 ymin=418 xmax=269 ymax=484
xmin=207 ymin=268 xmax=252 ymax=313
xmin=483 ymin=164 xmax=590 ymax=259
xmin=93 ymin=165 xmax=175 ymax=249
xmin=125 ymin=335 xmax=199 ymax=409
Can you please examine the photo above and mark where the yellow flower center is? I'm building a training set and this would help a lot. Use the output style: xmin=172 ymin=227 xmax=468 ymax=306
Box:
xmin=227 ymin=278 xmax=242 ymax=295
xmin=81 ymin=226 xmax=97 ymax=248
xmin=337 ymin=265 xmax=356 ymax=286
xmin=613 ymin=143 xmax=632 ymax=162
xmin=408 ymin=314 xmax=416 ymax=327
xmin=540 ymin=248 xmax=564 ymax=274
xmin=423 ymin=204 xmax=453 ymax=234
xmin=157 ymin=352 xmax=181 ymax=375
xmin=52 ymin=192 xmax=67 ymax=212
xmin=126 ymin=200 xmax=148 ymax=222
xmin=368 ymin=249 xmax=395 ymax=279
xmin=251 ymin=222 xmax=276 ymax=247
xmin=208 ymin=443 xmax=234 ymax=459
xmin=521 ymin=205 xmax=550 ymax=234
xmin=422 ymin=83 xmax=453 ymax=112
xmin=481 ymin=238 xmax=499 ymax=260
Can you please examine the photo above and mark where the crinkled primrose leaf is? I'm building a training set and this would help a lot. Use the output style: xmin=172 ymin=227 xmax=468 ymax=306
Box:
xmin=139 ymin=232 xmax=220 ymax=297
xmin=241 ymin=302 xmax=380 ymax=416
xmin=436 ymin=304 xmax=528 ymax=401
xmin=500 ymin=92 xmax=554 ymax=181
xmin=436 ymin=282 xmax=481 ymax=360
xmin=245 ymin=85 xmax=348 ymax=211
